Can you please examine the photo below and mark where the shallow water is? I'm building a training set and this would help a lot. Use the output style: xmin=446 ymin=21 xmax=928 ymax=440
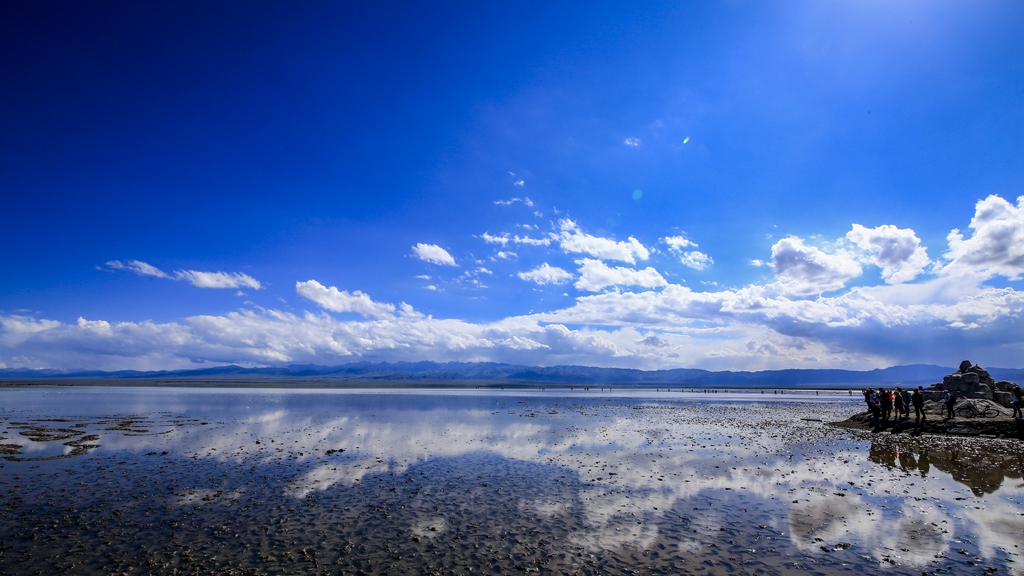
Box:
xmin=0 ymin=386 xmax=1022 ymax=575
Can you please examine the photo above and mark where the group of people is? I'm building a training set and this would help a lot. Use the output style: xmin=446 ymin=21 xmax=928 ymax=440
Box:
xmin=864 ymin=384 xmax=1024 ymax=425
xmin=863 ymin=386 xmax=926 ymax=428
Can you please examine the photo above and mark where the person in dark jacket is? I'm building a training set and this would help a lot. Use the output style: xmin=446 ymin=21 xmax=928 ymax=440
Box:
xmin=880 ymin=388 xmax=893 ymax=421
xmin=869 ymin=391 xmax=881 ymax=429
xmin=944 ymin=391 xmax=956 ymax=419
xmin=912 ymin=386 xmax=926 ymax=424
xmin=1012 ymin=386 xmax=1022 ymax=420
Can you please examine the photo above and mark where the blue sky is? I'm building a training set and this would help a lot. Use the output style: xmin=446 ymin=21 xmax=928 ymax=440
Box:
xmin=2 ymin=1 xmax=1023 ymax=371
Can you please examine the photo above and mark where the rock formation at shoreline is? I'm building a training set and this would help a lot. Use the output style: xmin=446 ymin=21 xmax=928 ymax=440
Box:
xmin=921 ymin=360 xmax=1020 ymax=408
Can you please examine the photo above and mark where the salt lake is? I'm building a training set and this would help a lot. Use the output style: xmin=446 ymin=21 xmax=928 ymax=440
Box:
xmin=0 ymin=386 xmax=1022 ymax=575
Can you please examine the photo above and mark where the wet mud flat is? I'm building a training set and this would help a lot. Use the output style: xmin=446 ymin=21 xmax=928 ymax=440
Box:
xmin=0 ymin=388 xmax=1022 ymax=575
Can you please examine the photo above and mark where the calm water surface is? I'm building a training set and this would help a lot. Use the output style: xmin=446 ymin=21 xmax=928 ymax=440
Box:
xmin=1 ymin=387 xmax=1022 ymax=575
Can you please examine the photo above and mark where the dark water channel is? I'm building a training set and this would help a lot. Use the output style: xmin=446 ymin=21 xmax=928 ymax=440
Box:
xmin=0 ymin=387 xmax=1022 ymax=575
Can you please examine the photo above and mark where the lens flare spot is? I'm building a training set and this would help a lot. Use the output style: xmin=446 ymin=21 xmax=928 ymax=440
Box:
xmin=683 ymin=136 xmax=690 ymax=144
xmin=632 ymin=189 xmax=643 ymax=200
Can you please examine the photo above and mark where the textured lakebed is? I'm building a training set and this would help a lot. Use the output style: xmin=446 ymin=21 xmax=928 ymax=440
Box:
xmin=0 ymin=387 xmax=1022 ymax=575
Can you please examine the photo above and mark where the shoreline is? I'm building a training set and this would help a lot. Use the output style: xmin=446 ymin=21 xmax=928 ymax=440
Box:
xmin=0 ymin=378 xmax=870 ymax=390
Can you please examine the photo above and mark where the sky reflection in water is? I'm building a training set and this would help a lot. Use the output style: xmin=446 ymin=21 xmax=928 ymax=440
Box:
xmin=1 ymin=387 xmax=1022 ymax=575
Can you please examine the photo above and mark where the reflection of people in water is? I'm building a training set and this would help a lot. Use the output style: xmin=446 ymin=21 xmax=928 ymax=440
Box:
xmin=867 ymin=440 xmax=1024 ymax=496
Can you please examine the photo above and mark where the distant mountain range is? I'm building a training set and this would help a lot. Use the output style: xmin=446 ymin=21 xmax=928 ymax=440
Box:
xmin=2 ymin=361 xmax=1022 ymax=388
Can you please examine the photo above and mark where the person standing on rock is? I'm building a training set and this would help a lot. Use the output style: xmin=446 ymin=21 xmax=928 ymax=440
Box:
xmin=901 ymin=388 xmax=912 ymax=420
xmin=943 ymin=390 xmax=956 ymax=419
xmin=893 ymin=387 xmax=905 ymax=421
xmin=912 ymin=386 xmax=926 ymax=424
xmin=880 ymin=388 xmax=893 ymax=422
xmin=1013 ymin=386 xmax=1022 ymax=420
xmin=863 ymin=387 xmax=874 ymax=413
xmin=869 ymin=390 xmax=881 ymax=429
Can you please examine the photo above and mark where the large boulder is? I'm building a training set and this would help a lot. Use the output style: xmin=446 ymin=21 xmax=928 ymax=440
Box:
xmin=924 ymin=361 xmax=1016 ymax=408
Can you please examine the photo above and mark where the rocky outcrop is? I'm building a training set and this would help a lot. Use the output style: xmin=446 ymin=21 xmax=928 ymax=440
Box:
xmin=833 ymin=399 xmax=1023 ymax=439
xmin=921 ymin=360 xmax=1020 ymax=408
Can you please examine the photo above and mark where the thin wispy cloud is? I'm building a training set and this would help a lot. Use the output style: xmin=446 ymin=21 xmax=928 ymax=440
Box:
xmin=106 ymin=260 xmax=262 ymax=290
xmin=494 ymin=197 xmax=533 ymax=207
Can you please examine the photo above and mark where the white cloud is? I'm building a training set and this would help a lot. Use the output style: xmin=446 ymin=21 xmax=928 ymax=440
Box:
xmin=494 ymin=197 xmax=533 ymax=207
xmin=493 ymin=251 xmax=517 ymax=260
xmin=176 ymin=270 xmax=262 ymax=290
xmin=106 ymin=260 xmax=171 ymax=279
xmin=295 ymin=280 xmax=396 ymax=319
xmin=574 ymin=259 xmax=668 ymax=292
xmin=750 ymin=259 xmax=765 ymax=267
xmin=480 ymin=232 xmax=510 ymax=246
xmin=518 ymin=263 xmax=573 ymax=285
xmin=941 ymin=194 xmax=1024 ymax=280
xmin=556 ymin=219 xmax=649 ymax=264
xmin=513 ymin=180 xmax=525 ymax=187
xmin=623 ymin=137 xmax=640 ymax=147
xmin=514 ymin=235 xmax=552 ymax=246
xmin=662 ymin=236 xmax=712 ymax=269
xmin=846 ymin=224 xmax=930 ymax=284
xmin=12 ymin=196 xmax=1024 ymax=372
xmin=771 ymin=237 xmax=862 ymax=294
xmin=678 ymin=251 xmax=713 ymax=270
xmin=416 ymin=275 xmax=431 ymax=280
xmin=106 ymin=260 xmax=262 ymax=289
xmin=412 ymin=243 xmax=457 ymax=266
xmin=662 ymin=236 xmax=697 ymax=252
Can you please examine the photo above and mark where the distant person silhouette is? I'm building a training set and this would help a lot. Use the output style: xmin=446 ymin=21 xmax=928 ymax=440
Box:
xmin=912 ymin=387 xmax=926 ymax=425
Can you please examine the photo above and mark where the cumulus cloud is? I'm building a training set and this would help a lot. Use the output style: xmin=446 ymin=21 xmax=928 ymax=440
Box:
xmin=662 ymin=236 xmax=697 ymax=251
xmin=941 ymin=194 xmax=1024 ymax=280
xmin=556 ymin=219 xmax=649 ymax=264
xmin=771 ymin=237 xmax=862 ymax=294
xmin=106 ymin=260 xmax=262 ymax=289
xmin=661 ymin=236 xmax=713 ymax=269
xmin=623 ymin=137 xmax=640 ymax=147
xmin=678 ymin=251 xmax=713 ymax=270
xmin=846 ymin=224 xmax=930 ymax=284
xmin=412 ymin=243 xmax=457 ymax=266
xmin=518 ymin=263 xmax=573 ymax=285
xmin=13 ymin=195 xmax=1024 ymax=372
xmin=574 ymin=259 xmax=667 ymax=292
xmin=480 ymin=232 xmax=510 ymax=246
xmin=296 ymin=280 xmax=396 ymax=319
